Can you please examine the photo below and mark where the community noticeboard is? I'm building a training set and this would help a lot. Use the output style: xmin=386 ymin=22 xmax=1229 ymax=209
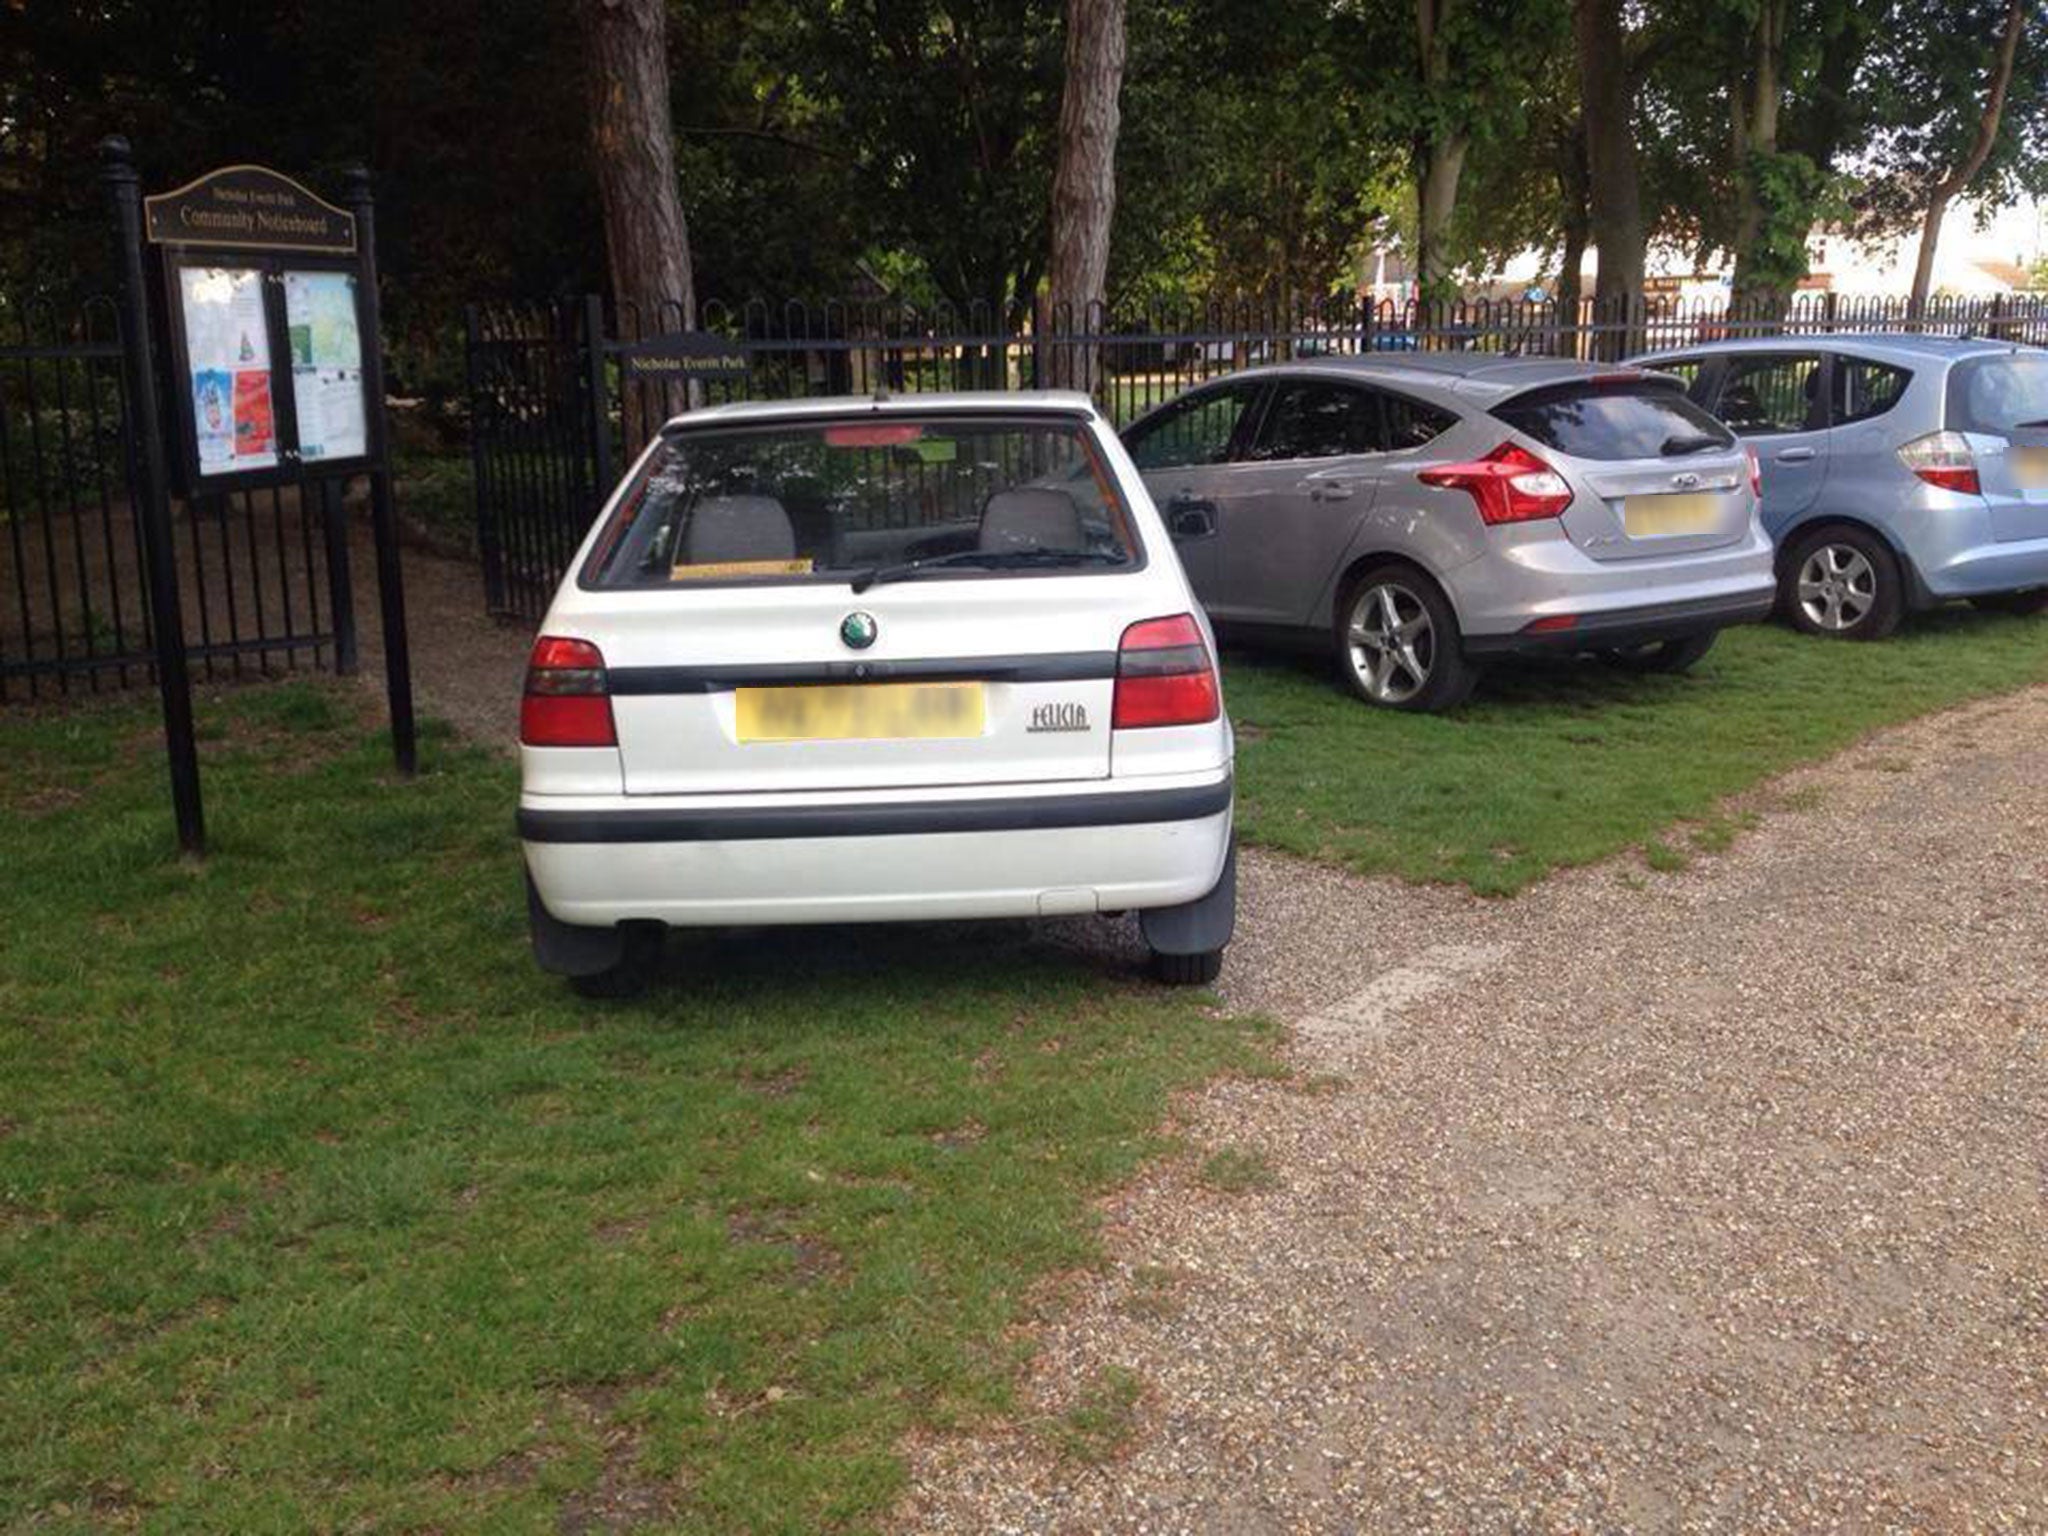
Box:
xmin=145 ymin=166 xmax=370 ymax=487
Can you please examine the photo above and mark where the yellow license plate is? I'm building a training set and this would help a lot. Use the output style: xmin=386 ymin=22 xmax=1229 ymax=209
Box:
xmin=736 ymin=682 xmax=985 ymax=743
xmin=2010 ymin=447 xmax=2048 ymax=488
xmin=1623 ymin=492 xmax=1720 ymax=537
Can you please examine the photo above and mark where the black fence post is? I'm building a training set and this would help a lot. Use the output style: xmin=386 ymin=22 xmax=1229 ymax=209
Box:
xmin=100 ymin=136 xmax=205 ymax=857
xmin=342 ymin=165 xmax=417 ymax=775
xmin=319 ymin=477 xmax=357 ymax=673
xmin=464 ymin=304 xmax=507 ymax=614
xmin=581 ymin=292 xmax=614 ymax=506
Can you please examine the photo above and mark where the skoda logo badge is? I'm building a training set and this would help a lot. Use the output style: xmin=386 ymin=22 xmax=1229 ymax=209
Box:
xmin=840 ymin=611 xmax=878 ymax=650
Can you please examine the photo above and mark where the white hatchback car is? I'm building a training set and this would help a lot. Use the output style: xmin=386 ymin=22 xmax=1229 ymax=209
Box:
xmin=518 ymin=392 xmax=1236 ymax=995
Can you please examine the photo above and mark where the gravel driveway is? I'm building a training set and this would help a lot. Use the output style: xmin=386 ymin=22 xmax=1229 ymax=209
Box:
xmin=898 ymin=686 xmax=2048 ymax=1534
xmin=365 ymin=541 xmax=2048 ymax=1531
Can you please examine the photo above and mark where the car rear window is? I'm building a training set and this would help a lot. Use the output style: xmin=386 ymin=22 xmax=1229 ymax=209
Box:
xmin=1492 ymin=380 xmax=1734 ymax=461
xmin=1947 ymin=353 xmax=2048 ymax=435
xmin=581 ymin=415 xmax=1140 ymax=588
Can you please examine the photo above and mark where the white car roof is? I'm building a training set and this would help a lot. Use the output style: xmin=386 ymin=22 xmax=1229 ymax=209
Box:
xmin=660 ymin=390 xmax=1099 ymax=432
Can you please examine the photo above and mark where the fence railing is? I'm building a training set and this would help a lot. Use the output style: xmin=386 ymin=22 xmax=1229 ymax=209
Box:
xmin=672 ymin=290 xmax=2048 ymax=424
xmin=2 ymin=292 xmax=353 ymax=703
xmin=464 ymin=287 xmax=2048 ymax=623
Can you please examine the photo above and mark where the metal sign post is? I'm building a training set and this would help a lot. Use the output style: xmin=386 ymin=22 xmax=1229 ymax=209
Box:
xmin=101 ymin=137 xmax=205 ymax=856
xmin=341 ymin=168 xmax=416 ymax=776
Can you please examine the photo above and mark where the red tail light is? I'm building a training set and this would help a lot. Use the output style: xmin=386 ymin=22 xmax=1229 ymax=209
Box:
xmin=1746 ymin=447 xmax=1762 ymax=500
xmin=520 ymin=635 xmax=617 ymax=747
xmin=1113 ymin=614 xmax=1220 ymax=729
xmin=1897 ymin=431 xmax=1981 ymax=495
xmin=1418 ymin=442 xmax=1574 ymax=525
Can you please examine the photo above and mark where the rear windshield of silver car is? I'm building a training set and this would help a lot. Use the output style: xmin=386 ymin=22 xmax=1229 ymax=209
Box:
xmin=1946 ymin=353 xmax=2048 ymax=435
xmin=1491 ymin=379 xmax=1735 ymax=462
xmin=581 ymin=415 xmax=1141 ymax=589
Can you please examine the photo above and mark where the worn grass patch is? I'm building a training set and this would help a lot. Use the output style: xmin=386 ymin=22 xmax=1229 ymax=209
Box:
xmin=1043 ymin=1365 xmax=1143 ymax=1465
xmin=0 ymin=683 xmax=1272 ymax=1534
xmin=1196 ymin=1146 xmax=1277 ymax=1195
xmin=1224 ymin=610 xmax=2048 ymax=894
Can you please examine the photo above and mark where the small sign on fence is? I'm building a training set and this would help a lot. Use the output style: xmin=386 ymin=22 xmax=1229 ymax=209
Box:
xmin=615 ymin=330 xmax=749 ymax=382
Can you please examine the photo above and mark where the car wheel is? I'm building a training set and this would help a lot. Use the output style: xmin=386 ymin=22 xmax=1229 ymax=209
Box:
xmin=1600 ymin=630 xmax=1719 ymax=674
xmin=1971 ymin=589 xmax=2048 ymax=616
xmin=1783 ymin=527 xmax=1903 ymax=641
xmin=1335 ymin=566 xmax=1478 ymax=712
xmin=1150 ymin=947 xmax=1223 ymax=986
xmin=568 ymin=925 xmax=662 ymax=999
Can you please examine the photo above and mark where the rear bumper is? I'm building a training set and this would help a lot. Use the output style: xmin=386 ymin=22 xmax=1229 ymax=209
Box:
xmin=1907 ymin=522 xmax=2048 ymax=600
xmin=521 ymin=771 xmax=1233 ymax=927
xmin=1453 ymin=522 xmax=1778 ymax=646
xmin=1462 ymin=588 xmax=1775 ymax=657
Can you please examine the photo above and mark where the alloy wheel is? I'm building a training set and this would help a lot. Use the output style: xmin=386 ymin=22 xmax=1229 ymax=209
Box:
xmin=1347 ymin=582 xmax=1434 ymax=704
xmin=1796 ymin=544 xmax=1877 ymax=632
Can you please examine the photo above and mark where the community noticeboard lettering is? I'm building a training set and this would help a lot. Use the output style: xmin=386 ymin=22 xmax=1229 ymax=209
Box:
xmin=144 ymin=165 xmax=356 ymax=255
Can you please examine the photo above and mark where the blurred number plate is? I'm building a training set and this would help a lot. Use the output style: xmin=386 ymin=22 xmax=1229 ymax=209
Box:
xmin=2009 ymin=447 xmax=2048 ymax=488
xmin=1623 ymin=492 xmax=1719 ymax=536
xmin=737 ymin=682 xmax=985 ymax=743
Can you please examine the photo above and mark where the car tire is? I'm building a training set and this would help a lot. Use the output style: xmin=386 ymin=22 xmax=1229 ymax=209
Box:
xmin=567 ymin=925 xmax=663 ymax=1000
xmin=1334 ymin=564 xmax=1478 ymax=712
xmin=1150 ymin=947 xmax=1223 ymax=986
xmin=1600 ymin=630 xmax=1719 ymax=674
xmin=1781 ymin=526 xmax=1904 ymax=641
xmin=1971 ymin=589 xmax=2048 ymax=616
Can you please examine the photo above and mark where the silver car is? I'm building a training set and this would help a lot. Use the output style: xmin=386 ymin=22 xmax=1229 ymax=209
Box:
xmin=1121 ymin=356 xmax=1776 ymax=710
xmin=1633 ymin=335 xmax=2048 ymax=639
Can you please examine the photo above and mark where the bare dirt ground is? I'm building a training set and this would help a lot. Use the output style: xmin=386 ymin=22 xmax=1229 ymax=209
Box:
xmin=362 ymin=539 xmax=2048 ymax=1532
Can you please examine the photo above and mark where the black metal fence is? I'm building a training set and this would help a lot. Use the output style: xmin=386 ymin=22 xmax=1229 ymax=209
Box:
xmin=1 ymin=292 xmax=354 ymax=704
xmin=466 ymin=288 xmax=2048 ymax=622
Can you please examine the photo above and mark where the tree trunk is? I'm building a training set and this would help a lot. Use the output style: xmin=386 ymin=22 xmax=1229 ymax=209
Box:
xmin=1910 ymin=0 xmax=2028 ymax=316
xmin=1554 ymin=116 xmax=1589 ymax=357
xmin=579 ymin=0 xmax=695 ymax=446
xmin=1729 ymin=0 xmax=1790 ymax=322
xmin=1574 ymin=0 xmax=1644 ymax=359
xmin=1414 ymin=130 xmax=1471 ymax=309
xmin=1045 ymin=0 xmax=1127 ymax=393
xmin=1411 ymin=0 xmax=1467 ymax=309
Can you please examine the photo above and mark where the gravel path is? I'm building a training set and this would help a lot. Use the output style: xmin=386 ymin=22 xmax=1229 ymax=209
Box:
xmin=898 ymin=686 xmax=2048 ymax=1534
xmin=363 ymin=541 xmax=2048 ymax=1530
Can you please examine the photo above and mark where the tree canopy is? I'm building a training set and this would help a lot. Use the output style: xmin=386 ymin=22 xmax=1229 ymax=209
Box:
xmin=7 ymin=0 xmax=2047 ymax=393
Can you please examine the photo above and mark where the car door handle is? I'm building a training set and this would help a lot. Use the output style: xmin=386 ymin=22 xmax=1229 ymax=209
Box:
xmin=1166 ymin=495 xmax=1218 ymax=539
xmin=1775 ymin=447 xmax=1817 ymax=463
xmin=1302 ymin=479 xmax=1357 ymax=501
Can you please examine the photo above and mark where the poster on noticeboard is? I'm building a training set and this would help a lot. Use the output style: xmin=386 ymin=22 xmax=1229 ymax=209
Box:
xmin=283 ymin=269 xmax=367 ymax=463
xmin=177 ymin=266 xmax=279 ymax=476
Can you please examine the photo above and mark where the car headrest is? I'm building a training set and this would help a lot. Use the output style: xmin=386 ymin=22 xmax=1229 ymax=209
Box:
xmin=978 ymin=488 xmax=1084 ymax=552
xmin=683 ymin=495 xmax=796 ymax=564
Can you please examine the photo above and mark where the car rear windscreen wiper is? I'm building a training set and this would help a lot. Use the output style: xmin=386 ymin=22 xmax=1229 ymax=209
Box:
xmin=848 ymin=547 xmax=1123 ymax=593
xmin=1660 ymin=432 xmax=1728 ymax=456
xmin=2014 ymin=418 xmax=2048 ymax=429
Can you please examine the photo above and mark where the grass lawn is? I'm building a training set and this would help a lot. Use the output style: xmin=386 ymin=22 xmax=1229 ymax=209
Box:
xmin=0 ymin=685 xmax=1273 ymax=1533
xmin=1224 ymin=608 xmax=2048 ymax=894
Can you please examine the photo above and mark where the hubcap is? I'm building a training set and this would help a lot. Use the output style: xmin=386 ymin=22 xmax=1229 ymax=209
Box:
xmin=1347 ymin=582 xmax=1433 ymax=703
xmin=1796 ymin=544 xmax=1877 ymax=632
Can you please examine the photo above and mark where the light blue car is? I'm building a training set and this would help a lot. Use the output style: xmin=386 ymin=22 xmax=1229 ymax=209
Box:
xmin=1631 ymin=334 xmax=2048 ymax=638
